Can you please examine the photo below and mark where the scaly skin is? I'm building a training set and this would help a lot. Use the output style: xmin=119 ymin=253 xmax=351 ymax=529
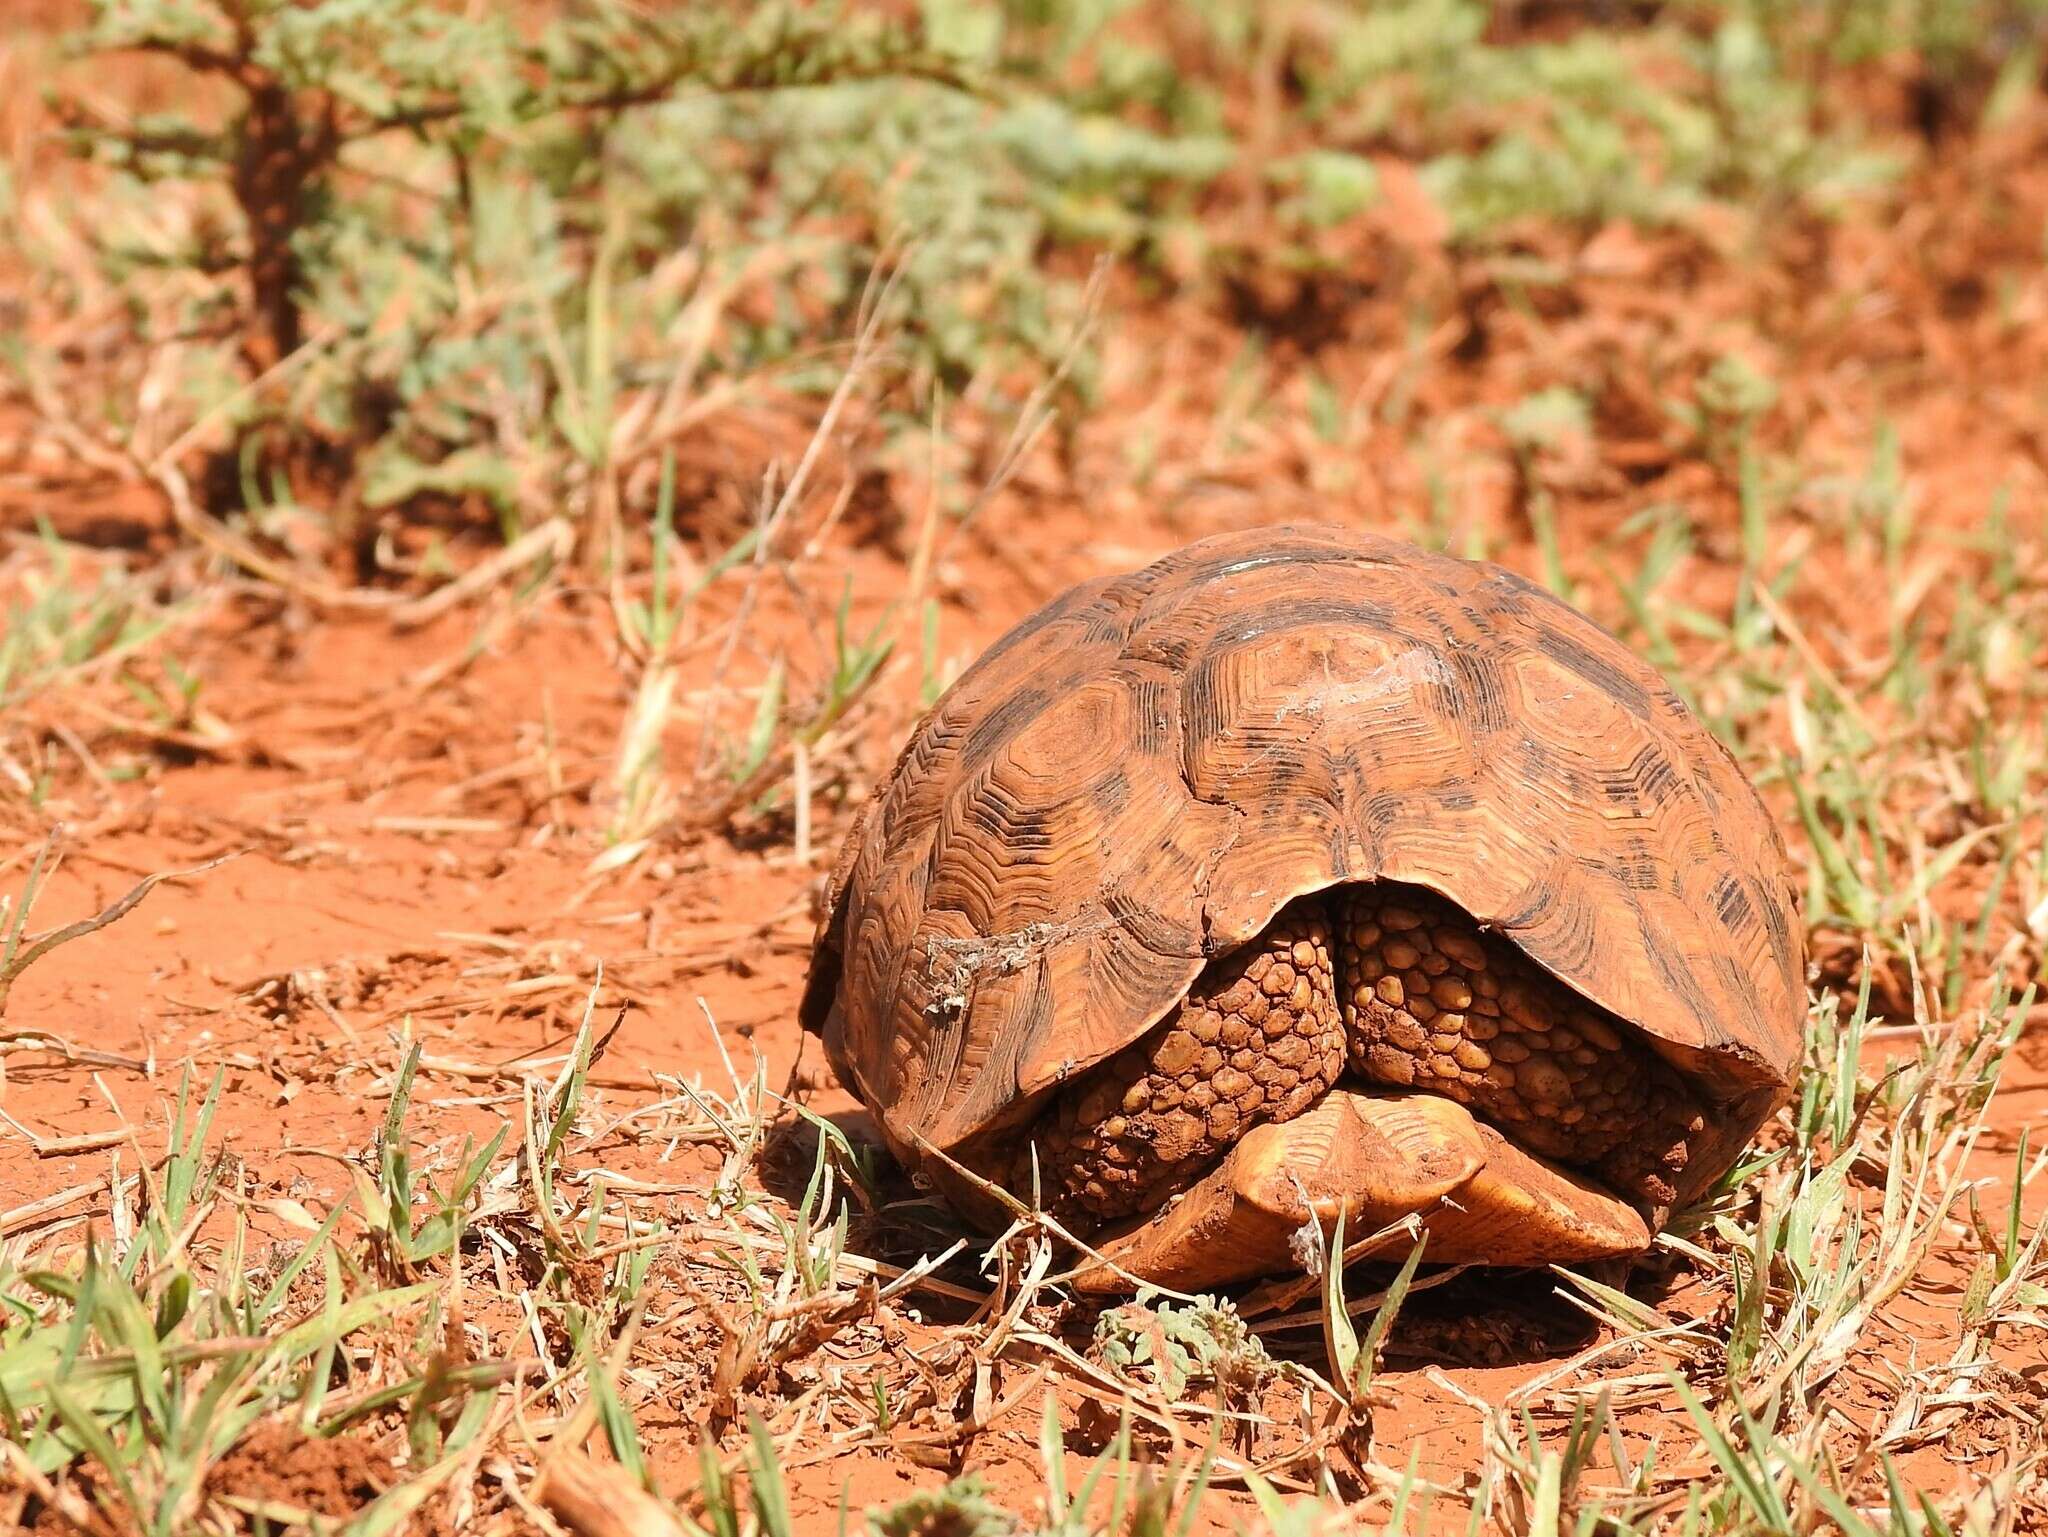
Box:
xmin=1026 ymin=910 xmax=1344 ymax=1221
xmin=1025 ymin=884 xmax=1708 ymax=1225
xmin=1332 ymin=884 xmax=1706 ymax=1206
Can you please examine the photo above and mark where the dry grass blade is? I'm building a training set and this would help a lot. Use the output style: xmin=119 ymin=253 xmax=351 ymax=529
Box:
xmin=532 ymin=1449 xmax=690 ymax=1537
xmin=0 ymin=840 xmax=239 ymax=1017
xmin=0 ymin=1031 xmax=153 ymax=1074
xmin=391 ymin=519 xmax=575 ymax=631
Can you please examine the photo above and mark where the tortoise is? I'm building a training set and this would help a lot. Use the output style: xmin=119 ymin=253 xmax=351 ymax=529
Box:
xmin=801 ymin=525 xmax=1805 ymax=1292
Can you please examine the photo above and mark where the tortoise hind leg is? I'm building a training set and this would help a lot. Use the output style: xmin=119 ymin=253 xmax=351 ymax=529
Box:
xmin=1331 ymin=885 xmax=1708 ymax=1208
xmin=1026 ymin=900 xmax=1346 ymax=1222
xmin=1073 ymin=1089 xmax=1650 ymax=1294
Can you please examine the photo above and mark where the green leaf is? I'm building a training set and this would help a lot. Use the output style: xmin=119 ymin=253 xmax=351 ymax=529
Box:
xmin=1356 ymin=1230 xmax=1427 ymax=1400
xmin=1271 ymin=149 xmax=1381 ymax=227
xmin=738 ymin=660 xmax=785 ymax=783
xmin=1668 ymin=1375 xmax=1791 ymax=1528
xmin=747 ymin=1412 xmax=795 ymax=1537
xmin=360 ymin=445 xmax=518 ymax=517
xmin=1320 ymin=1212 xmax=1359 ymax=1394
xmin=273 ymin=1282 xmax=439 ymax=1363
xmin=1498 ymin=387 xmax=1592 ymax=452
xmin=591 ymin=1355 xmax=648 ymax=1488
xmin=1038 ymin=1392 xmax=1067 ymax=1515
xmin=700 ymin=1436 xmax=741 ymax=1537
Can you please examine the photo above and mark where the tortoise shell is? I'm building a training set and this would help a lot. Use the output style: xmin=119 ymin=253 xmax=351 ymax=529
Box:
xmin=801 ymin=525 xmax=1805 ymax=1200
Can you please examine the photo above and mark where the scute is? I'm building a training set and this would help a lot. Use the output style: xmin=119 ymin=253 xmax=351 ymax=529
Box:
xmin=803 ymin=526 xmax=1805 ymax=1194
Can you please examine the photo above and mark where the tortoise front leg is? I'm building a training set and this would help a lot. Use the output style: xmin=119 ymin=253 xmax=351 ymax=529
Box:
xmin=1026 ymin=900 xmax=1346 ymax=1222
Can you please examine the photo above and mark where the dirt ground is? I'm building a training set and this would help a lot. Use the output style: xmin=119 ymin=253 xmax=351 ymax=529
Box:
xmin=6 ymin=4 xmax=2048 ymax=1534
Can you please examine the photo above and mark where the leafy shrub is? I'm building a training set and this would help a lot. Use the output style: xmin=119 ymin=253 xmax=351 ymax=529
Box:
xmin=40 ymin=0 xmax=2041 ymax=543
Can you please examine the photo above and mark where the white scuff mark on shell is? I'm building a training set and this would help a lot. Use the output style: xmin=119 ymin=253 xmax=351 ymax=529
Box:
xmin=1273 ymin=646 xmax=1454 ymax=724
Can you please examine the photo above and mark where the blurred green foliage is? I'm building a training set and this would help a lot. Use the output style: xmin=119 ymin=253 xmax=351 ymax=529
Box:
xmin=40 ymin=0 xmax=2048 ymax=532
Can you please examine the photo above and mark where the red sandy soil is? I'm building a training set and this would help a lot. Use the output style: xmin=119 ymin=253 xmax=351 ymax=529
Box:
xmin=3 ymin=415 xmax=2045 ymax=1526
xmin=6 ymin=12 xmax=2048 ymax=1533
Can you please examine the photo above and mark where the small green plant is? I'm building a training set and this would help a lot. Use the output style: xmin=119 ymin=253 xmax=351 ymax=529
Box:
xmin=1320 ymin=1222 xmax=1427 ymax=1423
xmin=1671 ymin=353 xmax=1781 ymax=478
xmin=1033 ymin=1400 xmax=1210 ymax=1537
xmin=1092 ymin=1294 xmax=1273 ymax=1405
xmin=48 ymin=0 xmax=1232 ymax=550
xmin=870 ymin=1473 xmax=1018 ymax=1537
xmin=0 ymin=1069 xmax=454 ymax=1532
xmin=1496 ymin=386 xmax=1593 ymax=600
xmin=358 ymin=1042 xmax=508 ymax=1278
xmin=60 ymin=0 xmax=967 ymax=377
xmin=0 ymin=526 xmax=183 ymax=712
